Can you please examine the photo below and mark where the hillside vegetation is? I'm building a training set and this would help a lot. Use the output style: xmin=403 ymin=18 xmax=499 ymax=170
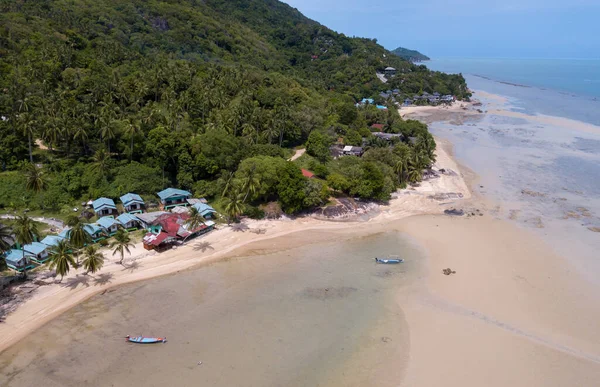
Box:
xmin=0 ymin=0 xmax=469 ymax=219
xmin=391 ymin=46 xmax=430 ymax=62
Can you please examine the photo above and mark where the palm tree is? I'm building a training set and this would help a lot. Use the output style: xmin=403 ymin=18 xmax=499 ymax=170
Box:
xmin=110 ymin=229 xmax=134 ymax=265
xmin=91 ymin=147 xmax=110 ymax=177
xmin=48 ymin=240 xmax=76 ymax=282
xmin=13 ymin=214 xmax=39 ymax=277
xmin=66 ymin=216 xmax=92 ymax=263
xmin=394 ymin=158 xmax=407 ymax=185
xmin=81 ymin=245 xmax=104 ymax=275
xmin=122 ymin=119 xmax=141 ymax=162
xmin=222 ymin=190 xmax=245 ymax=224
xmin=241 ymin=169 xmax=260 ymax=203
xmin=24 ymin=163 xmax=48 ymax=193
xmin=18 ymin=112 xmax=36 ymax=163
xmin=185 ymin=207 xmax=206 ymax=233
xmin=0 ymin=223 xmax=13 ymax=270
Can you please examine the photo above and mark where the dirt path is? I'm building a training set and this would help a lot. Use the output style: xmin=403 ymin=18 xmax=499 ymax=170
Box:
xmin=289 ymin=148 xmax=305 ymax=161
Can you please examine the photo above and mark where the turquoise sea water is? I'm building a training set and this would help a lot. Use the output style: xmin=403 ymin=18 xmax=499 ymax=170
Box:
xmin=423 ymin=57 xmax=600 ymax=283
xmin=426 ymin=58 xmax=600 ymax=126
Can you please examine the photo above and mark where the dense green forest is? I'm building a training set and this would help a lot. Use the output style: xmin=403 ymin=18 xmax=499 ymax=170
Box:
xmin=391 ymin=46 xmax=430 ymax=62
xmin=0 ymin=0 xmax=469 ymax=220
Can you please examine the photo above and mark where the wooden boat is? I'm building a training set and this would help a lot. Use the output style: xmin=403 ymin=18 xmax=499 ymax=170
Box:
xmin=375 ymin=257 xmax=404 ymax=264
xmin=125 ymin=335 xmax=167 ymax=344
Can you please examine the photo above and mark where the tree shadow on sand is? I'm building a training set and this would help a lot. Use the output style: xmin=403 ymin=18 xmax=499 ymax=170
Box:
xmin=61 ymin=275 xmax=91 ymax=290
xmin=93 ymin=273 xmax=114 ymax=286
xmin=231 ymin=223 xmax=249 ymax=232
xmin=121 ymin=261 xmax=141 ymax=273
xmin=193 ymin=241 xmax=214 ymax=252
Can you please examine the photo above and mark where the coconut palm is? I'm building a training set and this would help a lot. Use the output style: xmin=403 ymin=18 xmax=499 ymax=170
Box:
xmin=91 ymin=147 xmax=110 ymax=177
xmin=122 ymin=119 xmax=141 ymax=162
xmin=222 ymin=190 xmax=245 ymax=224
xmin=81 ymin=245 xmax=104 ymax=275
xmin=185 ymin=206 xmax=206 ymax=233
xmin=0 ymin=223 xmax=13 ymax=270
xmin=66 ymin=216 xmax=92 ymax=264
xmin=241 ymin=169 xmax=260 ymax=203
xmin=394 ymin=158 xmax=407 ymax=185
xmin=13 ymin=214 xmax=39 ymax=277
xmin=110 ymin=229 xmax=134 ymax=265
xmin=24 ymin=163 xmax=48 ymax=193
xmin=48 ymin=240 xmax=76 ymax=282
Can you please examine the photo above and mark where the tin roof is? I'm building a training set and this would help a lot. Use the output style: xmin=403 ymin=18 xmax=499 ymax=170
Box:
xmin=4 ymin=249 xmax=30 ymax=265
xmin=192 ymin=203 xmax=216 ymax=216
xmin=117 ymin=213 xmax=139 ymax=225
xmin=97 ymin=217 xmax=119 ymax=230
xmin=84 ymin=223 xmax=104 ymax=236
xmin=92 ymin=197 xmax=116 ymax=212
xmin=157 ymin=188 xmax=191 ymax=200
xmin=41 ymin=235 xmax=65 ymax=247
xmin=120 ymin=193 xmax=144 ymax=206
xmin=23 ymin=242 xmax=48 ymax=255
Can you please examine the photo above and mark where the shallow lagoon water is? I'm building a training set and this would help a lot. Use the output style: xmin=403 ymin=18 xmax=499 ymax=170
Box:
xmin=0 ymin=230 xmax=422 ymax=387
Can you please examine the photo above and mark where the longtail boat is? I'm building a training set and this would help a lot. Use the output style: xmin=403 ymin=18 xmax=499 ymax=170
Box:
xmin=375 ymin=257 xmax=404 ymax=264
xmin=125 ymin=335 xmax=167 ymax=344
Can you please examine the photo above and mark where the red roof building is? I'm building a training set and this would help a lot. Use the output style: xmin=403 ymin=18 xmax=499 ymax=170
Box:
xmin=301 ymin=169 xmax=315 ymax=178
xmin=370 ymin=123 xmax=384 ymax=130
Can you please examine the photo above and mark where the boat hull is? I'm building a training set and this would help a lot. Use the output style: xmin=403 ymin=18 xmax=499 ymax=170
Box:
xmin=125 ymin=335 xmax=167 ymax=344
xmin=375 ymin=258 xmax=404 ymax=264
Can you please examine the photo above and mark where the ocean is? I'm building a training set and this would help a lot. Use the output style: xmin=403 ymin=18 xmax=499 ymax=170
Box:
xmin=427 ymin=58 xmax=600 ymax=126
xmin=0 ymin=230 xmax=422 ymax=386
xmin=424 ymin=57 xmax=600 ymax=283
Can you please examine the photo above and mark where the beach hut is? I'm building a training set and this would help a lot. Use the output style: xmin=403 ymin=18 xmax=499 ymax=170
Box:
xmin=117 ymin=213 xmax=140 ymax=231
xmin=23 ymin=242 xmax=51 ymax=264
xmin=120 ymin=193 xmax=145 ymax=214
xmin=92 ymin=197 xmax=118 ymax=217
xmin=192 ymin=202 xmax=217 ymax=219
xmin=301 ymin=169 xmax=315 ymax=179
xmin=157 ymin=188 xmax=192 ymax=210
xmin=84 ymin=223 xmax=106 ymax=242
xmin=4 ymin=249 xmax=35 ymax=272
xmin=40 ymin=235 xmax=65 ymax=248
xmin=96 ymin=217 xmax=120 ymax=236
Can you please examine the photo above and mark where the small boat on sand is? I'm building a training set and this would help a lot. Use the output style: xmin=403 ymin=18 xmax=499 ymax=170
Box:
xmin=375 ymin=256 xmax=404 ymax=264
xmin=125 ymin=335 xmax=167 ymax=344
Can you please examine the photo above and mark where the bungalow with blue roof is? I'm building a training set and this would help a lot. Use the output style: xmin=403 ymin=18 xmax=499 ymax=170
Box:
xmin=4 ymin=249 xmax=35 ymax=272
xmin=92 ymin=197 xmax=118 ymax=218
xmin=117 ymin=213 xmax=140 ymax=231
xmin=376 ymin=105 xmax=388 ymax=110
xmin=84 ymin=223 xmax=106 ymax=242
xmin=23 ymin=242 xmax=51 ymax=264
xmin=360 ymin=98 xmax=375 ymax=105
xmin=192 ymin=203 xmax=217 ymax=220
xmin=96 ymin=217 xmax=120 ymax=236
xmin=41 ymin=235 xmax=65 ymax=248
xmin=120 ymin=193 xmax=145 ymax=214
xmin=157 ymin=188 xmax=192 ymax=210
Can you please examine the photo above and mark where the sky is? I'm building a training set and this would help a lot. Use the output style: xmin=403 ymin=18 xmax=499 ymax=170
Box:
xmin=282 ymin=0 xmax=600 ymax=59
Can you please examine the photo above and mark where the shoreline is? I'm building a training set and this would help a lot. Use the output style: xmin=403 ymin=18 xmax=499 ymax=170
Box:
xmin=3 ymin=94 xmax=600 ymax=386
xmin=0 ymin=136 xmax=471 ymax=354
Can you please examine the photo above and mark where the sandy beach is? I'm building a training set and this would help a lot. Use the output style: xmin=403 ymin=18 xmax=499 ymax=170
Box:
xmin=2 ymin=96 xmax=600 ymax=386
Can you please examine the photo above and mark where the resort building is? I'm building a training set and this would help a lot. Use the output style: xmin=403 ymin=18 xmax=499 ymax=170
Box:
xmin=117 ymin=213 xmax=140 ymax=231
xmin=301 ymin=169 xmax=315 ymax=178
xmin=139 ymin=211 xmax=215 ymax=250
xmin=4 ymin=249 xmax=35 ymax=272
xmin=120 ymin=193 xmax=145 ymax=214
xmin=23 ymin=242 xmax=50 ymax=264
xmin=341 ymin=146 xmax=364 ymax=156
xmin=372 ymin=132 xmax=404 ymax=141
xmin=384 ymin=67 xmax=397 ymax=77
xmin=96 ymin=216 xmax=120 ymax=236
xmin=157 ymin=188 xmax=192 ymax=210
xmin=84 ymin=223 xmax=106 ymax=242
xmin=92 ymin=197 xmax=118 ymax=218
xmin=192 ymin=202 xmax=217 ymax=219
xmin=40 ymin=235 xmax=65 ymax=248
